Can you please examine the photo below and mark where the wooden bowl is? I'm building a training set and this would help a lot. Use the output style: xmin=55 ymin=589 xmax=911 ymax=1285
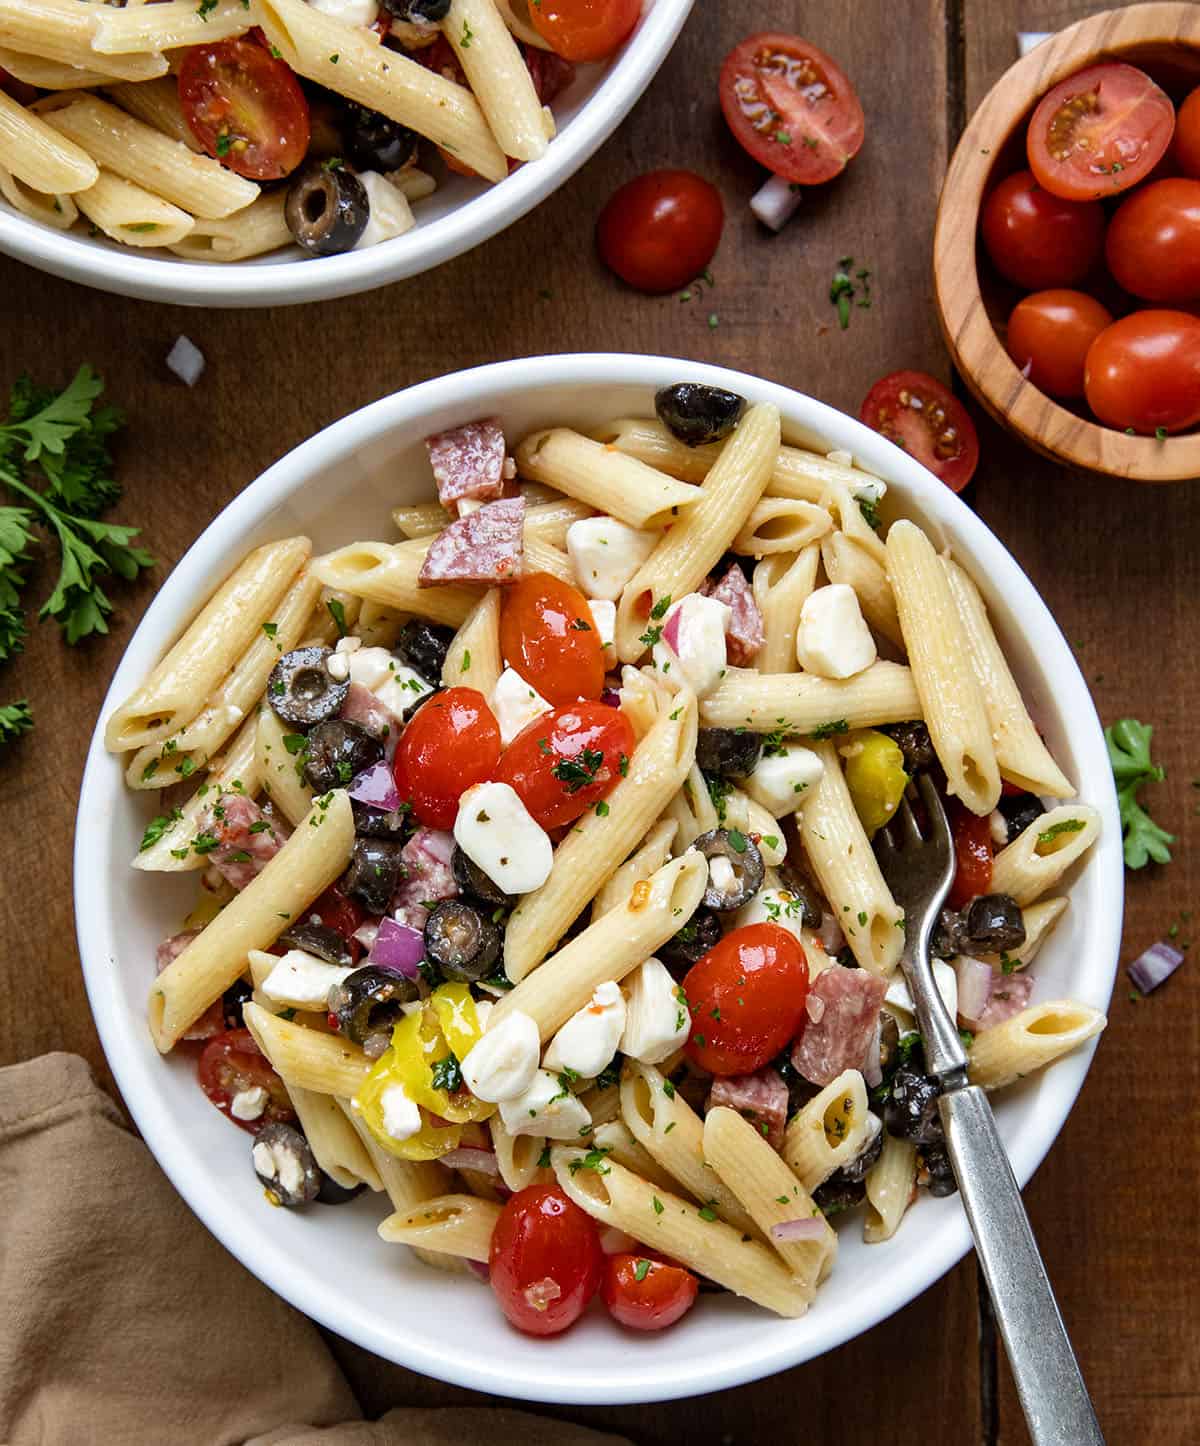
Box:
xmin=933 ymin=3 xmax=1200 ymax=481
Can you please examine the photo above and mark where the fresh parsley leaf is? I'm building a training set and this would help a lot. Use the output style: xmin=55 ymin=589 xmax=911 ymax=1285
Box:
xmin=1105 ymin=719 xmax=1174 ymax=869
xmin=0 ymin=698 xmax=33 ymax=742
xmin=649 ymin=594 xmax=672 ymax=621
xmin=634 ymin=1258 xmax=651 ymax=1282
xmin=858 ymin=495 xmax=882 ymax=532
xmin=705 ymin=771 xmax=733 ymax=823
xmin=326 ymin=597 xmax=347 ymax=638
xmin=727 ymin=828 xmax=747 ymax=854
xmin=139 ymin=808 xmax=182 ymax=852
xmin=552 ymin=747 xmax=604 ymax=794
xmin=811 ymin=719 xmax=849 ymax=740
xmin=430 ymin=1055 xmax=462 ymax=1093
xmin=567 ymin=1145 xmax=611 ymax=1176
xmin=1036 ymin=819 xmax=1085 ymax=846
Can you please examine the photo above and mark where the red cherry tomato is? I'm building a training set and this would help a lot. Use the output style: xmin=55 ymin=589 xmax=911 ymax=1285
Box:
xmin=494 ymin=702 xmax=635 ymax=830
xmin=860 ymin=371 xmax=980 ymax=492
xmin=1006 ymin=289 xmax=1113 ymax=399
xmin=718 ymin=33 xmax=864 ymax=184
xmin=1175 ymin=86 xmax=1200 ymax=177
xmin=595 ymin=169 xmax=724 ymax=295
xmin=528 ymin=0 xmax=640 ymax=62
xmin=947 ymin=807 xmax=993 ymax=910
xmin=198 ymin=1029 xmax=295 ymax=1134
xmin=1026 ymin=62 xmax=1175 ymax=202
xmin=392 ymin=688 xmax=501 ymax=829
xmin=682 ymin=924 xmax=810 ymax=1077
xmin=304 ymin=885 xmax=366 ymax=963
xmin=178 ymin=38 xmax=310 ymax=180
xmin=499 ymin=573 xmax=606 ymax=705
xmin=602 ymin=1253 xmax=699 ymax=1331
xmin=489 ymin=1184 xmax=603 ymax=1336
xmin=1105 ymin=178 xmax=1200 ymax=304
xmin=1084 ymin=310 xmax=1200 ymax=435
xmin=979 ymin=169 xmax=1105 ymax=290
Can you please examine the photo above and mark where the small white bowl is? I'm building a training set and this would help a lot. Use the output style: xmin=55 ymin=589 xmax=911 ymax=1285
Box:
xmin=75 ymin=355 xmax=1122 ymax=1404
xmin=0 ymin=2 xmax=692 ymax=308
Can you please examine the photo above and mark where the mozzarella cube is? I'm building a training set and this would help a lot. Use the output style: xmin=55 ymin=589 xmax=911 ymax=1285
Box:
xmin=499 ymin=1068 xmax=593 ymax=1140
xmin=380 ymin=1083 xmax=422 ymax=1143
xmin=543 ymin=981 xmax=627 ymax=1079
xmin=742 ymin=742 xmax=824 ymax=816
xmin=490 ymin=666 xmax=551 ymax=746
xmin=349 ymin=645 xmax=434 ymax=718
xmin=353 ymin=171 xmax=414 ymax=251
xmin=587 ymin=598 xmax=617 ymax=667
xmin=652 ymin=594 xmax=730 ymax=698
xmin=461 ymin=1009 xmax=541 ymax=1103
xmin=230 ymin=1086 xmax=268 ymax=1122
xmin=258 ymin=949 xmax=354 ymax=1011
xmin=566 ymin=515 xmax=657 ymax=601
xmin=795 ymin=584 xmax=876 ymax=679
xmin=620 ymin=957 xmax=689 ymax=1065
xmin=454 ymin=781 xmax=553 ymax=895
xmin=884 ymin=959 xmax=959 ymax=1024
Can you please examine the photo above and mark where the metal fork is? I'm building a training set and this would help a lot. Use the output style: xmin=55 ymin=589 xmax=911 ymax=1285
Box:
xmin=875 ymin=774 xmax=1104 ymax=1446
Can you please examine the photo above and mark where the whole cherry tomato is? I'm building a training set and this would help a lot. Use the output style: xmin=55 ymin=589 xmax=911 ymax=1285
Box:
xmin=1006 ymin=289 xmax=1113 ymax=399
xmin=859 ymin=371 xmax=980 ymax=492
xmin=947 ymin=806 xmax=993 ymax=910
xmin=489 ymin=1184 xmax=603 ymax=1336
xmin=602 ymin=1253 xmax=699 ymax=1331
xmin=1105 ymin=178 xmax=1200 ymax=304
xmin=528 ymin=0 xmax=640 ymax=62
xmin=596 ymin=170 xmax=724 ymax=294
xmin=979 ymin=170 xmax=1105 ymax=290
xmin=682 ymin=923 xmax=810 ymax=1077
xmin=1174 ymin=86 xmax=1200 ymax=178
xmin=495 ymin=702 xmax=634 ymax=829
xmin=198 ymin=1029 xmax=295 ymax=1133
xmin=499 ymin=573 xmax=605 ymax=705
xmin=392 ymin=688 xmax=501 ymax=829
xmin=1084 ymin=310 xmax=1200 ymax=434
xmin=178 ymin=38 xmax=310 ymax=180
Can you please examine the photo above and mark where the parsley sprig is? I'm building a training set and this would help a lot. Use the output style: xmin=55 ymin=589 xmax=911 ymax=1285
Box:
xmin=1105 ymin=718 xmax=1174 ymax=869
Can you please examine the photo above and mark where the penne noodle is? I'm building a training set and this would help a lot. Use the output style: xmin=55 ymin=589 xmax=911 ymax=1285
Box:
xmin=699 ymin=661 xmax=921 ymax=734
xmin=444 ymin=0 xmax=548 ymax=161
xmin=968 ymin=1000 xmax=1106 ymax=1092
xmin=106 ymin=77 xmax=200 ymax=150
xmin=0 ymin=0 xmax=169 ymax=82
xmin=93 ymin=0 xmax=258 ymax=52
xmin=0 ymin=90 xmax=97 ymax=194
xmin=310 ymin=539 xmax=478 ymax=628
xmin=752 ymin=545 xmax=820 ymax=673
xmin=731 ymin=496 xmax=832 ymax=558
xmin=243 ymin=1000 xmax=371 ymax=1097
xmin=0 ymin=162 xmax=77 ymax=228
xmin=74 ymin=168 xmax=195 ymax=247
xmin=821 ymin=531 xmax=904 ymax=650
xmin=592 ymin=818 xmax=678 ymax=918
xmin=781 ymin=1071 xmax=872 ymax=1193
xmin=255 ymin=707 xmax=315 ymax=828
xmin=863 ymin=1134 xmax=917 ymax=1244
xmin=167 ymin=192 xmax=291 ymax=262
xmin=289 ymin=1082 xmax=383 ymax=1192
xmin=379 ymin=1193 xmax=502 ymax=1262
xmin=0 ymin=47 xmax=111 ymax=90
xmin=441 ymin=587 xmax=502 ymax=695
xmin=988 ymin=805 xmax=1101 ymax=907
xmin=515 ymin=427 xmax=698 ymax=530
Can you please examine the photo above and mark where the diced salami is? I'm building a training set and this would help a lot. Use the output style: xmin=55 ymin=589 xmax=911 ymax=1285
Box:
xmin=418 ymin=496 xmax=525 ymax=588
xmin=201 ymin=794 xmax=284 ymax=893
xmin=969 ymin=973 xmax=1034 ymax=1032
xmin=791 ymin=964 xmax=888 ymax=1086
xmin=425 ymin=417 xmax=507 ymax=510
xmin=701 ymin=562 xmax=764 ymax=666
xmin=156 ymin=929 xmax=223 ymax=1039
xmin=392 ymin=827 xmax=458 ymax=930
xmin=156 ymin=929 xmax=199 ymax=973
xmin=706 ymin=1067 xmax=790 ymax=1151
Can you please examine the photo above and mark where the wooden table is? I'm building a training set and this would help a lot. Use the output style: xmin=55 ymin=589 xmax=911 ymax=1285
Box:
xmin=0 ymin=4 xmax=1195 ymax=1442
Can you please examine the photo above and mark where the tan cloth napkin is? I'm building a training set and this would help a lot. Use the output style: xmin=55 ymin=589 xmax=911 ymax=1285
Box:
xmin=0 ymin=1053 xmax=632 ymax=1446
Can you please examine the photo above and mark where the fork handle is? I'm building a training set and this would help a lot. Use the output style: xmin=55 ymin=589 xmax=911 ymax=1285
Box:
xmin=939 ymin=1086 xmax=1105 ymax=1446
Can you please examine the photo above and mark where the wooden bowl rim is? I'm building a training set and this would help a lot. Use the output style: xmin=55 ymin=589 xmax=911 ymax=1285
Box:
xmin=934 ymin=1 xmax=1200 ymax=481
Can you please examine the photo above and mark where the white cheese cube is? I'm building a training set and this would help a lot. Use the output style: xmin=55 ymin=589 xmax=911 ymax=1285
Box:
xmin=349 ymin=645 xmax=434 ymax=718
xmin=566 ymin=515 xmax=657 ymax=601
xmin=490 ymin=666 xmax=552 ymax=746
xmin=257 ymin=949 xmax=354 ymax=1011
xmin=380 ymin=1083 xmax=422 ymax=1142
xmin=353 ymin=171 xmax=414 ymax=250
xmin=884 ymin=959 xmax=959 ymax=1024
xmin=652 ymin=593 xmax=730 ymax=698
xmin=795 ymin=583 xmax=876 ymax=679
xmin=619 ymin=957 xmax=689 ymax=1065
xmin=499 ymin=1068 xmax=593 ymax=1140
xmin=461 ymin=1009 xmax=541 ymax=1103
xmin=454 ymin=781 xmax=553 ymax=895
xmin=742 ymin=742 xmax=824 ymax=816
xmin=543 ymin=981 xmax=627 ymax=1079
xmin=230 ymin=1086 xmax=268 ymax=1122
xmin=587 ymin=598 xmax=617 ymax=668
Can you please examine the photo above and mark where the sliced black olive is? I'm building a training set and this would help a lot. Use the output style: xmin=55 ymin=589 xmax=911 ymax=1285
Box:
xmin=812 ymin=1175 xmax=866 ymax=1216
xmin=316 ymin=1173 xmax=366 ymax=1206
xmin=285 ymin=160 xmax=368 ymax=257
xmin=395 ymin=619 xmax=455 ymax=681
xmin=277 ymin=921 xmax=353 ymax=965
xmin=351 ymin=799 xmax=411 ymax=840
xmin=267 ymin=645 xmax=348 ymax=728
xmin=876 ymin=1010 xmax=901 ymax=1077
xmin=252 ymin=1123 xmax=321 ymax=1207
xmin=696 ymin=728 xmax=762 ymax=778
xmin=693 ymin=828 xmax=765 ymax=911
xmin=774 ymin=864 xmax=823 ymax=929
xmin=341 ymin=101 xmax=418 ymax=172
xmin=342 ymin=836 xmax=405 ymax=914
xmin=655 ymin=383 xmax=746 ymax=447
xmin=997 ymin=790 xmax=1046 ymax=844
xmin=931 ymin=905 xmax=968 ymax=959
xmin=883 ymin=720 xmax=936 ymax=775
xmin=839 ymin=1114 xmax=885 ymax=1184
xmin=659 ymin=907 xmax=723 ymax=971
xmin=451 ymin=845 xmax=514 ymax=909
xmin=883 ymin=1067 xmax=944 ymax=1147
xmin=919 ymin=1142 xmax=958 ymax=1197
xmin=424 ymin=899 xmax=501 ymax=982
xmin=964 ymin=893 xmax=1026 ymax=954
xmin=303 ymin=719 xmax=384 ymax=793
xmin=380 ymin=0 xmax=451 ymax=20
xmin=329 ymin=965 xmax=419 ymax=1045
xmin=222 ymin=978 xmax=254 ymax=1031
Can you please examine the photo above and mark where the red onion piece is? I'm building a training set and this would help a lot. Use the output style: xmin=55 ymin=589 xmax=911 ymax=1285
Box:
xmin=367 ymin=918 xmax=424 ymax=979
xmin=348 ymin=759 xmax=401 ymax=811
xmin=600 ymin=687 xmax=621 ymax=709
xmin=663 ymin=605 xmax=682 ymax=653
xmin=954 ymin=955 xmax=993 ymax=1027
xmin=861 ymin=1012 xmax=883 ymax=1088
xmin=750 ymin=174 xmax=804 ymax=233
xmin=467 ymin=1259 xmax=490 ymax=1283
xmin=771 ymin=1217 xmax=827 ymax=1242
xmin=1128 ymin=940 xmax=1185 ymax=995
xmin=439 ymin=1147 xmax=500 ymax=1176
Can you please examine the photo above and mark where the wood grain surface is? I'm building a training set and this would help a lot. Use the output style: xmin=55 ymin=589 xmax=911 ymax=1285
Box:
xmin=0 ymin=3 xmax=1194 ymax=1443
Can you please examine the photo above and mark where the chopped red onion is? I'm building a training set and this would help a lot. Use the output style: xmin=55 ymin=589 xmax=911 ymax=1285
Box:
xmin=367 ymin=918 xmax=424 ymax=979
xmin=467 ymin=1259 xmax=490 ymax=1283
xmin=771 ymin=1217 xmax=827 ymax=1242
xmin=750 ymin=174 xmax=804 ymax=233
xmin=348 ymin=760 xmax=401 ymax=811
xmin=1128 ymin=940 xmax=1185 ymax=995
xmin=954 ymin=955 xmax=993 ymax=1026
xmin=601 ymin=687 xmax=621 ymax=708
xmin=439 ymin=1147 xmax=500 ymax=1176
xmin=862 ymin=1012 xmax=883 ymax=1088
xmin=663 ymin=605 xmax=682 ymax=653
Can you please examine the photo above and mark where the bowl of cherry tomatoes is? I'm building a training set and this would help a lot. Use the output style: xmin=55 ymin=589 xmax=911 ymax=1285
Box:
xmin=933 ymin=2 xmax=1200 ymax=480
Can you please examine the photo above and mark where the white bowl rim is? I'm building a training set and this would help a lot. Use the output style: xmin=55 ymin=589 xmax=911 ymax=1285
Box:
xmin=0 ymin=1 xmax=692 ymax=308
xmin=74 ymin=353 xmax=1124 ymax=1403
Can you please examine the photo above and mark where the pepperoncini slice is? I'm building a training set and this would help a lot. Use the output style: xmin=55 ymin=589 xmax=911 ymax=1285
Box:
xmin=842 ymin=730 xmax=908 ymax=835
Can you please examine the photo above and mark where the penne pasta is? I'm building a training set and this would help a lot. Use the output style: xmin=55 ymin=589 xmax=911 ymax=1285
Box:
xmin=781 ymin=1070 xmax=872 ymax=1193
xmin=0 ymin=0 xmax=169 ymax=82
xmin=0 ymin=90 xmax=97 ymax=194
xmin=310 ymin=539 xmax=478 ymax=628
xmin=968 ymin=1000 xmax=1106 ymax=1092
xmin=700 ymin=661 xmax=922 ymax=734
xmin=92 ymin=0 xmax=259 ymax=52
xmin=255 ymin=707 xmax=315 ymax=828
xmin=863 ymin=1134 xmax=917 ymax=1244
xmin=243 ymin=1000 xmax=371 ymax=1097
xmin=0 ymin=162 xmax=77 ymax=228
xmin=74 ymin=168 xmax=195 ymax=247
xmin=515 ymin=427 xmax=698 ymax=530
xmin=988 ymin=805 xmax=1101 ymax=907
xmin=441 ymin=587 xmax=501 ymax=695
xmin=379 ymin=1193 xmax=502 ymax=1262
xmin=289 ymin=1082 xmax=383 ymax=1192
xmin=591 ymin=818 xmax=678 ymax=918
xmin=444 ymin=0 xmax=549 ymax=161
xmin=0 ymin=47 xmax=113 ymax=90
xmin=106 ymin=77 xmax=200 ymax=149
xmin=820 ymin=531 xmax=904 ymax=650
xmin=167 ymin=192 xmax=292 ymax=262
xmin=731 ymin=496 xmax=832 ymax=558
xmin=752 ymin=545 xmax=821 ymax=673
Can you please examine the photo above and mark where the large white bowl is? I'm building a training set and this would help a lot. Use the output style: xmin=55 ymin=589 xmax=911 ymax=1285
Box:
xmin=75 ymin=355 xmax=1123 ymax=1404
xmin=0 ymin=3 xmax=692 ymax=307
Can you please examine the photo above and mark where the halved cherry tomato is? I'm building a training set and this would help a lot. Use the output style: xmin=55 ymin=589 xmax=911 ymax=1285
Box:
xmin=528 ymin=0 xmax=640 ymax=62
xmin=489 ymin=1184 xmax=603 ymax=1336
xmin=860 ymin=371 xmax=979 ymax=492
xmin=979 ymin=169 xmax=1105 ymax=290
xmin=1175 ymin=86 xmax=1200 ymax=177
xmin=1105 ymin=178 xmax=1200 ymax=303
xmin=499 ymin=573 xmax=605 ymax=705
xmin=1026 ymin=62 xmax=1175 ymax=202
xmin=947 ymin=807 xmax=993 ymax=910
xmin=1006 ymin=289 xmax=1113 ymax=399
xmin=495 ymin=702 xmax=634 ymax=829
xmin=198 ymin=1028 xmax=295 ymax=1133
xmin=178 ymin=39 xmax=310 ymax=180
xmin=596 ymin=170 xmax=724 ymax=294
xmin=682 ymin=923 xmax=809 ymax=1077
xmin=603 ymin=1253 xmax=699 ymax=1331
xmin=718 ymin=34 xmax=864 ymax=184
xmin=392 ymin=688 xmax=501 ymax=829
xmin=1084 ymin=310 xmax=1200 ymax=434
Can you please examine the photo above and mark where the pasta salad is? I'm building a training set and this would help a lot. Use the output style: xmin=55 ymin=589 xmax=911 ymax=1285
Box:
xmin=0 ymin=0 xmax=636 ymax=261
xmin=109 ymin=384 xmax=1106 ymax=1336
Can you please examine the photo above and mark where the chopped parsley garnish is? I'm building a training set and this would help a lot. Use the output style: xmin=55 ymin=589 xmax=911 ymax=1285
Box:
xmin=568 ymin=1146 xmax=611 ymax=1176
xmin=1036 ymin=818 xmax=1085 ymax=846
xmin=262 ymin=621 xmax=278 ymax=638
xmin=727 ymin=829 xmax=748 ymax=854
xmin=634 ymin=1259 xmax=651 ymax=1282
xmin=139 ymin=808 xmax=182 ymax=852
xmin=811 ymin=719 xmax=849 ymax=740
xmin=698 ymin=1205 xmax=717 ymax=1222
xmin=1105 ymin=719 xmax=1174 ymax=869
xmin=662 ymin=1078 xmax=676 ymax=1099
xmin=594 ymin=800 xmax=610 ymax=817
xmin=651 ymin=1195 xmax=664 ymax=1215
xmin=282 ymin=733 xmax=307 ymax=755
xmin=430 ymin=1055 xmax=462 ymax=1093
xmin=326 ymin=598 xmax=347 ymax=637
xmin=705 ymin=771 xmax=733 ymax=823
xmin=552 ymin=747 xmax=604 ymax=794
xmin=858 ymin=495 xmax=882 ymax=532
xmin=650 ymin=594 xmax=672 ymax=620
xmin=537 ymin=1146 xmax=552 ymax=1168
xmin=197 ymin=0 xmax=217 ymax=16
xmin=760 ymin=727 xmax=788 ymax=757
xmin=569 ymin=616 xmax=591 ymax=631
